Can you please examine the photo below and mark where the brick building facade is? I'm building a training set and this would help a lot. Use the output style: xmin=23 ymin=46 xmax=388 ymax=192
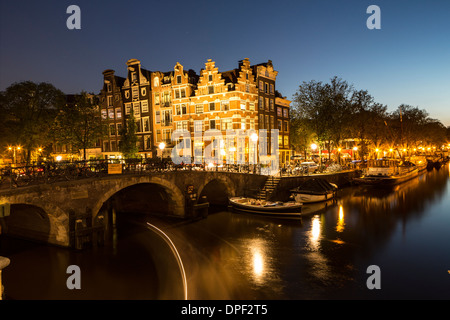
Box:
xmin=98 ymin=58 xmax=291 ymax=165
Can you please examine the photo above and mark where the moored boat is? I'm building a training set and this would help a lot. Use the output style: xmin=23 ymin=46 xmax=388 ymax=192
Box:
xmin=290 ymin=178 xmax=338 ymax=203
xmin=353 ymin=159 xmax=419 ymax=186
xmin=228 ymin=197 xmax=302 ymax=218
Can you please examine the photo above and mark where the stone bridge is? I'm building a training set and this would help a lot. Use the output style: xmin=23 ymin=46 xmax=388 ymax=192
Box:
xmin=0 ymin=171 xmax=267 ymax=248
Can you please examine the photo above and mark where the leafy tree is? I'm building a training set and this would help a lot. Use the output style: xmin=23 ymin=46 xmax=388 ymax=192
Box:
xmin=1 ymin=81 xmax=65 ymax=164
xmin=52 ymin=92 xmax=106 ymax=160
xmin=119 ymin=110 xmax=139 ymax=159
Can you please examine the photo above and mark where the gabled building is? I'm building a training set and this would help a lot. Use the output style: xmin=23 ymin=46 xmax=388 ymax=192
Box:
xmin=98 ymin=57 xmax=291 ymax=165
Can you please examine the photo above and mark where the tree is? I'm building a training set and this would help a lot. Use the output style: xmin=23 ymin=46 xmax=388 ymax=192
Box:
xmin=119 ymin=110 xmax=139 ymax=159
xmin=53 ymin=92 xmax=106 ymax=160
xmin=1 ymin=81 xmax=65 ymax=164
xmin=291 ymin=77 xmax=353 ymax=162
xmin=351 ymin=89 xmax=388 ymax=159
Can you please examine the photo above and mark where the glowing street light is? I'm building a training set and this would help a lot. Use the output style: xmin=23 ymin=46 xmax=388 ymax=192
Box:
xmin=250 ymin=133 xmax=258 ymax=165
xmin=159 ymin=142 xmax=166 ymax=161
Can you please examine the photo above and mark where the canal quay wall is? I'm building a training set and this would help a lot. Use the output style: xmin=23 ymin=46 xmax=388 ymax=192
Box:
xmin=0 ymin=170 xmax=359 ymax=249
xmin=270 ymin=170 xmax=361 ymax=201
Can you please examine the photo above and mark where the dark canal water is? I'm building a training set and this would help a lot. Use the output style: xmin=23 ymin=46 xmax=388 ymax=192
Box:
xmin=1 ymin=164 xmax=450 ymax=300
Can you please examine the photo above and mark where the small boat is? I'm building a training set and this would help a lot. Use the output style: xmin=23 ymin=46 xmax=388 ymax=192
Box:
xmin=228 ymin=197 xmax=302 ymax=218
xmin=353 ymin=159 xmax=419 ymax=186
xmin=290 ymin=178 xmax=338 ymax=203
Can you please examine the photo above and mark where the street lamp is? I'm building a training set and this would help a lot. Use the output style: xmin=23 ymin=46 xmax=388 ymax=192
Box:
xmin=353 ymin=146 xmax=358 ymax=161
xmin=159 ymin=142 xmax=165 ymax=162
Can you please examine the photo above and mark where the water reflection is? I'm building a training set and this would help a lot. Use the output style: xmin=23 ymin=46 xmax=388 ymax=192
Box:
xmin=309 ymin=215 xmax=321 ymax=251
xmin=336 ymin=205 xmax=345 ymax=233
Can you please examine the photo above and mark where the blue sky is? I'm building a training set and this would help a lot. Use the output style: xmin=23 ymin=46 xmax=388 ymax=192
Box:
xmin=1 ymin=0 xmax=449 ymax=125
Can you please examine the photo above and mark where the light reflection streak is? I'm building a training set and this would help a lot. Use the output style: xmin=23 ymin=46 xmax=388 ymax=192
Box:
xmin=248 ymin=239 xmax=266 ymax=285
xmin=310 ymin=215 xmax=321 ymax=250
xmin=336 ymin=205 xmax=345 ymax=232
xmin=146 ymin=222 xmax=188 ymax=300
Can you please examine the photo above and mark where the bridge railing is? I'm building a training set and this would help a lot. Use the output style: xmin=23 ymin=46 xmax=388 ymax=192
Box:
xmin=0 ymin=158 xmax=357 ymax=189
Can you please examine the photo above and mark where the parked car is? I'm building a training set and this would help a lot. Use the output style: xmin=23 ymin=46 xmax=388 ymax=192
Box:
xmin=300 ymin=161 xmax=319 ymax=173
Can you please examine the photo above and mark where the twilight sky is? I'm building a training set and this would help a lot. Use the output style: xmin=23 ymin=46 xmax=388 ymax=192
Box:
xmin=1 ymin=0 xmax=449 ymax=125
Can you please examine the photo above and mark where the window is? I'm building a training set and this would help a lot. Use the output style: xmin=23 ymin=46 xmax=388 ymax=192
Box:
xmin=259 ymin=81 xmax=263 ymax=91
xmin=177 ymin=75 xmax=182 ymax=84
xmin=154 ymin=77 xmax=159 ymax=87
xmin=210 ymin=120 xmax=216 ymax=130
xmin=270 ymin=99 xmax=274 ymax=111
xmin=241 ymin=120 xmax=246 ymax=130
xmin=277 ymin=120 xmax=282 ymax=131
xmin=176 ymin=121 xmax=183 ymax=130
xmin=284 ymin=121 xmax=288 ymax=132
xmin=245 ymin=84 xmax=249 ymax=92
xmin=110 ymin=124 xmax=116 ymax=136
xmin=270 ymin=84 xmax=274 ymax=94
xmin=163 ymin=91 xmax=171 ymax=106
xmin=144 ymin=135 xmax=151 ymax=150
xmin=176 ymin=105 xmax=181 ymax=116
xmin=162 ymin=110 xmax=172 ymax=126
xmin=181 ymin=104 xmax=187 ymax=115
xmin=103 ymin=142 xmax=110 ymax=152
xmin=208 ymin=86 xmax=214 ymax=94
xmin=259 ymin=114 xmax=264 ymax=129
xmin=132 ymin=86 xmax=139 ymax=100
xmin=259 ymin=97 xmax=264 ymax=109
xmin=141 ymin=101 xmax=149 ymax=113
xmin=265 ymin=115 xmax=269 ymax=129
xmin=182 ymin=121 xmax=188 ymax=131
xmin=277 ymin=107 xmax=282 ymax=117
xmin=270 ymin=116 xmax=274 ymax=129
xmin=111 ymin=141 xmax=117 ymax=152
xmin=284 ymin=135 xmax=289 ymax=147
xmin=175 ymin=90 xmax=180 ymax=99
xmin=143 ymin=117 xmax=150 ymax=132
xmin=155 ymin=111 xmax=160 ymax=124
xmin=181 ymin=88 xmax=186 ymax=98
xmin=163 ymin=129 xmax=172 ymax=143
xmin=107 ymin=96 xmax=113 ymax=107
xmin=117 ymin=123 xmax=122 ymax=135
xmin=279 ymin=135 xmax=283 ymax=147
xmin=116 ymin=108 xmax=122 ymax=119
xmin=250 ymin=119 xmax=255 ymax=130
xmin=208 ymin=74 xmax=213 ymax=82
xmin=108 ymin=109 xmax=115 ymax=119
xmin=125 ymin=103 xmax=131 ymax=115
xmin=240 ymin=102 xmax=246 ymax=110
xmin=209 ymin=102 xmax=215 ymax=112
xmin=131 ymin=72 xmax=137 ymax=82
xmin=283 ymin=108 xmax=289 ymax=118
xmin=194 ymin=121 xmax=203 ymax=132
xmin=246 ymin=73 xmax=249 ymax=80
xmin=135 ymin=119 xmax=141 ymax=133
xmin=106 ymin=83 xmax=112 ymax=92
xmin=222 ymin=119 xmax=232 ymax=130
xmin=101 ymin=109 xmax=107 ymax=120
xmin=196 ymin=104 xmax=203 ymax=114
xmin=155 ymin=93 xmax=160 ymax=105
xmin=265 ymin=83 xmax=268 ymax=93
xmin=133 ymin=102 xmax=140 ymax=116
xmin=249 ymin=103 xmax=255 ymax=111
xmin=265 ymin=98 xmax=269 ymax=111
xmin=222 ymin=101 xmax=229 ymax=111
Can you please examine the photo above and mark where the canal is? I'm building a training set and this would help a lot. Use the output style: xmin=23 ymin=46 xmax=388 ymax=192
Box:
xmin=1 ymin=164 xmax=449 ymax=300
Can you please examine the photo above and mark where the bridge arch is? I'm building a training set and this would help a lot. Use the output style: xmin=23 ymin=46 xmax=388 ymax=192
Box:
xmin=91 ymin=175 xmax=185 ymax=219
xmin=197 ymin=173 xmax=237 ymax=205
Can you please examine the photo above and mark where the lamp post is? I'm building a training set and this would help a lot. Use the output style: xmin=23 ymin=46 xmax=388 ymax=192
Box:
xmin=353 ymin=146 xmax=358 ymax=161
xmin=159 ymin=142 xmax=166 ymax=162
xmin=250 ymin=132 xmax=258 ymax=173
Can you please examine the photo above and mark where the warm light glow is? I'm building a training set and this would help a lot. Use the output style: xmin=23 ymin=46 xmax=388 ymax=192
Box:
xmin=38 ymin=148 xmax=43 ymax=152
xmin=353 ymin=146 xmax=358 ymax=151
xmin=229 ymin=146 xmax=236 ymax=152
xmin=17 ymin=146 xmax=21 ymax=150
xmin=250 ymin=133 xmax=258 ymax=142
xmin=389 ymin=148 xmax=393 ymax=152
xmin=336 ymin=205 xmax=345 ymax=233
xmin=375 ymin=148 xmax=379 ymax=152
xmin=311 ymin=143 xmax=318 ymax=151
xmin=207 ymin=162 xmax=214 ymax=168
xmin=8 ymin=147 xmax=12 ymax=151
xmin=403 ymin=149 xmax=407 ymax=152
xmin=56 ymin=155 xmax=62 ymax=161
xmin=253 ymin=250 xmax=264 ymax=277
xmin=309 ymin=215 xmax=321 ymax=250
xmin=159 ymin=142 xmax=166 ymax=150
xmin=338 ymin=148 xmax=342 ymax=152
